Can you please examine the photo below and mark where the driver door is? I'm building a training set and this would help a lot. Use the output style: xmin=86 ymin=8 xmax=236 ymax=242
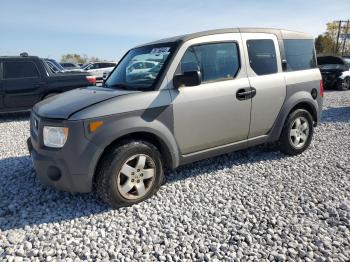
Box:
xmin=169 ymin=34 xmax=252 ymax=155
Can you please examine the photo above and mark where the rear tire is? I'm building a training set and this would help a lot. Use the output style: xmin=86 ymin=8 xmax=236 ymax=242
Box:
xmin=278 ymin=109 xmax=314 ymax=155
xmin=95 ymin=140 xmax=164 ymax=208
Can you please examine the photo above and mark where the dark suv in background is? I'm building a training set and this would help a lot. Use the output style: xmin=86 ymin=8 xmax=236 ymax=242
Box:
xmin=317 ymin=55 xmax=350 ymax=91
xmin=0 ymin=54 xmax=96 ymax=113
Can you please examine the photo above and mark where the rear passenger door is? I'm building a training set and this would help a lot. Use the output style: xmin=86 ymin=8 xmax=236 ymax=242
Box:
xmin=241 ymin=33 xmax=286 ymax=139
xmin=2 ymin=60 xmax=42 ymax=109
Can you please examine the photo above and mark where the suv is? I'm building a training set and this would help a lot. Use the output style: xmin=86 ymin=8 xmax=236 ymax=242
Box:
xmin=0 ymin=55 xmax=96 ymax=113
xmin=317 ymin=55 xmax=350 ymax=91
xmin=28 ymin=28 xmax=323 ymax=208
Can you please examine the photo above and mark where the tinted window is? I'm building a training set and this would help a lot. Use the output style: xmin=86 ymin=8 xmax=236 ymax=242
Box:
xmin=3 ymin=61 xmax=40 ymax=79
xmin=180 ymin=42 xmax=240 ymax=83
xmin=247 ymin=39 xmax=277 ymax=75
xmin=284 ymin=39 xmax=316 ymax=71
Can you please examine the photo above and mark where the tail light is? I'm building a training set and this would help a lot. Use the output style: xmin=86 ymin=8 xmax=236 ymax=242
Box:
xmin=320 ymin=80 xmax=324 ymax=97
xmin=86 ymin=75 xmax=96 ymax=85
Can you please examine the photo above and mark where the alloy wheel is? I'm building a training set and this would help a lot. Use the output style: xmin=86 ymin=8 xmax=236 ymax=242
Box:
xmin=289 ymin=116 xmax=310 ymax=149
xmin=116 ymin=154 xmax=156 ymax=200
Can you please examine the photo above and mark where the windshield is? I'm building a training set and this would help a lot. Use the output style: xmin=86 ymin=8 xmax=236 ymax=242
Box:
xmin=45 ymin=60 xmax=61 ymax=73
xmin=344 ymin=58 xmax=350 ymax=65
xmin=105 ymin=43 xmax=176 ymax=90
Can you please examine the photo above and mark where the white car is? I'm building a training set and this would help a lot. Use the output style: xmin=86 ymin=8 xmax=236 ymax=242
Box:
xmin=81 ymin=62 xmax=117 ymax=80
xmin=126 ymin=61 xmax=158 ymax=74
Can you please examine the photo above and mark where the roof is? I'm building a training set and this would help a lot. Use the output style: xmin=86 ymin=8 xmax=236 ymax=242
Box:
xmin=140 ymin=28 xmax=313 ymax=46
xmin=0 ymin=55 xmax=40 ymax=59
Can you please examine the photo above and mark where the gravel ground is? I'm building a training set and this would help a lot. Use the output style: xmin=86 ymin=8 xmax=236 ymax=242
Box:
xmin=0 ymin=90 xmax=349 ymax=261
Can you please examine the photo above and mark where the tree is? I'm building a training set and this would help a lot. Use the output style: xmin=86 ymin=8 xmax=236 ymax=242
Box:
xmin=316 ymin=21 xmax=350 ymax=56
xmin=315 ymin=34 xmax=335 ymax=54
xmin=61 ymin=54 xmax=102 ymax=64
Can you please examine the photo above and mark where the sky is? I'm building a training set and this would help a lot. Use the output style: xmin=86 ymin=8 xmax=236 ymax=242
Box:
xmin=0 ymin=0 xmax=349 ymax=61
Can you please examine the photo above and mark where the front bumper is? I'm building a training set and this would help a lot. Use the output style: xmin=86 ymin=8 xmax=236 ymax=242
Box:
xmin=28 ymin=115 xmax=102 ymax=193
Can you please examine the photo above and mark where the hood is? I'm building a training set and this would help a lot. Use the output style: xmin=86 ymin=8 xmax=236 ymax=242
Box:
xmin=34 ymin=86 xmax=138 ymax=119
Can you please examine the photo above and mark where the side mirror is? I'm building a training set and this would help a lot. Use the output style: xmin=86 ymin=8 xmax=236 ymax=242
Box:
xmin=173 ymin=71 xmax=201 ymax=88
xmin=282 ymin=59 xmax=288 ymax=71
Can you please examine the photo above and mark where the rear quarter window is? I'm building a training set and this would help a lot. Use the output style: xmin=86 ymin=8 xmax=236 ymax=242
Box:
xmin=284 ymin=39 xmax=316 ymax=71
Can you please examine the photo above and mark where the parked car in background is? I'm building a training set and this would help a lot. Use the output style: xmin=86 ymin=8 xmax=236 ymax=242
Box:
xmin=28 ymin=28 xmax=322 ymax=208
xmin=60 ymin=62 xmax=80 ymax=70
xmin=0 ymin=54 xmax=96 ymax=113
xmin=80 ymin=62 xmax=117 ymax=80
xmin=317 ymin=55 xmax=350 ymax=91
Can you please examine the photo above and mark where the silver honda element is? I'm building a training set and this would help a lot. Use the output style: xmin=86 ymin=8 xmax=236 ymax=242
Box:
xmin=28 ymin=28 xmax=323 ymax=208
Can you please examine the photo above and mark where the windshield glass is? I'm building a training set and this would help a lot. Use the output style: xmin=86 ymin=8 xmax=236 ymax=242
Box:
xmin=45 ymin=60 xmax=61 ymax=73
xmin=52 ymin=60 xmax=65 ymax=71
xmin=105 ymin=43 xmax=176 ymax=90
xmin=344 ymin=58 xmax=350 ymax=65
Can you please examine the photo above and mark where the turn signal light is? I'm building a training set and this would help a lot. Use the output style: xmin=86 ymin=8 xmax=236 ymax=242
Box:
xmin=89 ymin=121 xmax=103 ymax=133
xmin=320 ymin=80 xmax=324 ymax=97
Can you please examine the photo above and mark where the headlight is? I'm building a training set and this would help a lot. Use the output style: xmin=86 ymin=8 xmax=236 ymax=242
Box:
xmin=43 ymin=126 xmax=69 ymax=148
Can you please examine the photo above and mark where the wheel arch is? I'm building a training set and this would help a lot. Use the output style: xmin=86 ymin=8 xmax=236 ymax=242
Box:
xmin=266 ymin=94 xmax=319 ymax=143
xmin=92 ymin=130 xmax=179 ymax=186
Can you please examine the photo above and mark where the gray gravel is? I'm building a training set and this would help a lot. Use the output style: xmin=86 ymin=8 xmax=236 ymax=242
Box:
xmin=0 ymin=90 xmax=349 ymax=261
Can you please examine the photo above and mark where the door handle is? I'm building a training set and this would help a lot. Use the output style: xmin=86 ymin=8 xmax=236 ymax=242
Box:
xmin=236 ymin=87 xmax=256 ymax=100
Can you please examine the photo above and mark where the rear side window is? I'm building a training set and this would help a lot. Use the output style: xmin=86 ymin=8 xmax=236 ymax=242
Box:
xmin=284 ymin=39 xmax=316 ymax=71
xmin=180 ymin=42 xmax=240 ymax=83
xmin=247 ymin=39 xmax=278 ymax=75
xmin=3 ymin=61 xmax=40 ymax=79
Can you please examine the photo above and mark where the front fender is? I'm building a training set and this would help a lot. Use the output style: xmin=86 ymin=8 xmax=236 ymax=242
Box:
xmin=84 ymin=108 xmax=180 ymax=173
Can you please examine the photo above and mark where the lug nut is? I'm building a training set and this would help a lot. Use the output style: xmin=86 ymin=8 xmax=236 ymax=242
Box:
xmin=137 ymin=169 xmax=140 ymax=172
xmin=140 ymin=173 xmax=143 ymax=177
xmin=131 ymin=179 xmax=134 ymax=182
xmin=137 ymin=180 xmax=140 ymax=183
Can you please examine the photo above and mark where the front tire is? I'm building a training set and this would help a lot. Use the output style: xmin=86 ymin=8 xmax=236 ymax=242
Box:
xmin=95 ymin=140 xmax=164 ymax=208
xmin=278 ymin=109 xmax=314 ymax=155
